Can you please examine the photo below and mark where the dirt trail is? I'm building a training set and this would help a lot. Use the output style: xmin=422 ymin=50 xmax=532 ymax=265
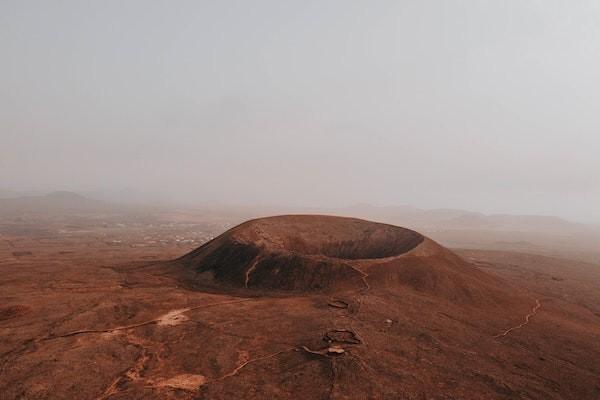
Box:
xmin=495 ymin=299 xmax=541 ymax=338
xmin=323 ymin=260 xmax=371 ymax=398
xmin=95 ymin=333 xmax=155 ymax=400
xmin=86 ymin=298 xmax=254 ymax=399
xmin=214 ymin=348 xmax=294 ymax=382
xmin=346 ymin=263 xmax=370 ymax=292
xmin=52 ymin=298 xmax=253 ymax=338
xmin=244 ymin=257 xmax=261 ymax=288
xmin=343 ymin=263 xmax=371 ymax=335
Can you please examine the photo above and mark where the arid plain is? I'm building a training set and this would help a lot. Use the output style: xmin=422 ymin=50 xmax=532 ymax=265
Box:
xmin=1 ymin=195 xmax=600 ymax=400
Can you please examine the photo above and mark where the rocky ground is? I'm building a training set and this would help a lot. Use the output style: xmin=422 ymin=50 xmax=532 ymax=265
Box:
xmin=1 ymin=214 xmax=599 ymax=399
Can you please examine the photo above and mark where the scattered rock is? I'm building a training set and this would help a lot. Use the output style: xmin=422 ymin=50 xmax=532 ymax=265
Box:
xmin=324 ymin=329 xmax=362 ymax=344
xmin=327 ymin=346 xmax=345 ymax=355
xmin=328 ymin=299 xmax=349 ymax=309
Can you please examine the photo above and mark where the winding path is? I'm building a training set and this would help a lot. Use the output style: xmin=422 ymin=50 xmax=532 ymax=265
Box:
xmin=494 ymin=298 xmax=541 ymax=338
xmin=51 ymin=298 xmax=253 ymax=339
xmin=244 ymin=257 xmax=261 ymax=288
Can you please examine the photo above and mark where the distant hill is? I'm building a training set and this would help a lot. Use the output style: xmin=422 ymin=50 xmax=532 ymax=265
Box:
xmin=303 ymin=204 xmax=600 ymax=260
xmin=0 ymin=189 xmax=45 ymax=199
xmin=0 ymin=191 xmax=122 ymax=215
xmin=328 ymin=204 xmax=593 ymax=234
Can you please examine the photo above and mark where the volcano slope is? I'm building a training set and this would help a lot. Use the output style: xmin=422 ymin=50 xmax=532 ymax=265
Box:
xmin=2 ymin=215 xmax=599 ymax=399
xmin=175 ymin=215 xmax=518 ymax=302
xmin=156 ymin=215 xmax=598 ymax=399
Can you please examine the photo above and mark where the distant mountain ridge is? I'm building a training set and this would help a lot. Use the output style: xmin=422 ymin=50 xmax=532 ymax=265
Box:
xmin=329 ymin=204 xmax=593 ymax=234
xmin=0 ymin=192 xmax=595 ymax=235
xmin=0 ymin=191 xmax=120 ymax=215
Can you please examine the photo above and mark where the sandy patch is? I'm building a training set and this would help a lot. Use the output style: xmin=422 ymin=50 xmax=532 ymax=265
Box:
xmin=157 ymin=309 xmax=190 ymax=326
xmin=155 ymin=374 xmax=207 ymax=390
xmin=100 ymin=330 xmax=123 ymax=339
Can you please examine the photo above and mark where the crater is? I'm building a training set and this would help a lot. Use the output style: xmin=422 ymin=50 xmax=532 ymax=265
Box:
xmin=174 ymin=215 xmax=425 ymax=293
xmin=167 ymin=215 xmax=523 ymax=308
xmin=237 ymin=215 xmax=424 ymax=260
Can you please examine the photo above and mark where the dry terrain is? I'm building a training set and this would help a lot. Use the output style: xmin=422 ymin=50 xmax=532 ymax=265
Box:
xmin=1 ymin=212 xmax=599 ymax=399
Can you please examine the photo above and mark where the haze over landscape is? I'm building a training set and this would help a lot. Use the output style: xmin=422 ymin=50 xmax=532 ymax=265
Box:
xmin=2 ymin=1 xmax=600 ymax=221
xmin=2 ymin=2 xmax=600 ymax=400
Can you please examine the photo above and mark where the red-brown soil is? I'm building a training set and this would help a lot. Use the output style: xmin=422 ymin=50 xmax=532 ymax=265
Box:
xmin=170 ymin=216 xmax=525 ymax=309
xmin=1 ymin=213 xmax=599 ymax=399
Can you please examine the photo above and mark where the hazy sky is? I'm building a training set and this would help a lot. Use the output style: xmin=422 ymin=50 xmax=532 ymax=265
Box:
xmin=2 ymin=1 xmax=599 ymax=221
